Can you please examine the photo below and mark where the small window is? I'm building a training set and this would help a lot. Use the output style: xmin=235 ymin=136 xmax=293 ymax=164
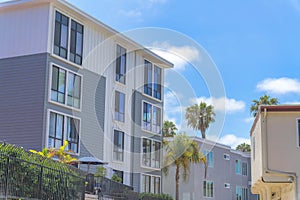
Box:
xmin=223 ymin=154 xmax=230 ymax=160
xmin=224 ymin=183 xmax=230 ymax=188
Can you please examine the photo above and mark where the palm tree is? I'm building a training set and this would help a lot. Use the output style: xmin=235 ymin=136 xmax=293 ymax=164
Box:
xmin=163 ymin=133 xmax=206 ymax=200
xmin=185 ymin=102 xmax=215 ymax=139
xmin=236 ymin=143 xmax=251 ymax=152
xmin=163 ymin=120 xmax=178 ymax=137
xmin=250 ymin=95 xmax=279 ymax=117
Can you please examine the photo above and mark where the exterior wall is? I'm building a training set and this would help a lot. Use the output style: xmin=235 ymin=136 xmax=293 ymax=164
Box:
xmin=163 ymin=138 xmax=257 ymax=200
xmin=0 ymin=3 xmax=50 ymax=59
xmin=0 ymin=53 xmax=48 ymax=151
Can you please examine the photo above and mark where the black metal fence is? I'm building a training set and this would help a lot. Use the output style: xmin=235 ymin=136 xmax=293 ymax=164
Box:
xmin=0 ymin=146 xmax=86 ymax=200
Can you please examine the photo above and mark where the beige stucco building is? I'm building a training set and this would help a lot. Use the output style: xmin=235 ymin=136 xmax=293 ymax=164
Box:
xmin=251 ymin=105 xmax=300 ymax=200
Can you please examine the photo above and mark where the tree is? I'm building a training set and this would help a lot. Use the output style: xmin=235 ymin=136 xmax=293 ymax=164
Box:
xmin=163 ymin=120 xmax=178 ymax=137
xmin=185 ymin=102 xmax=215 ymax=139
xmin=163 ymin=133 xmax=206 ymax=200
xmin=95 ymin=166 xmax=107 ymax=177
xmin=236 ymin=143 xmax=251 ymax=152
xmin=250 ymin=95 xmax=279 ymax=117
xmin=111 ymin=173 xmax=122 ymax=183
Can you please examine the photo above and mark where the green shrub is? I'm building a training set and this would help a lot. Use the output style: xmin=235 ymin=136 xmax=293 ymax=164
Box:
xmin=139 ymin=192 xmax=173 ymax=200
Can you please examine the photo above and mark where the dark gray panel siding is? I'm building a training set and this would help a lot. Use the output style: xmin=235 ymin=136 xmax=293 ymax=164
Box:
xmin=46 ymin=55 xmax=106 ymax=160
xmin=0 ymin=53 xmax=48 ymax=150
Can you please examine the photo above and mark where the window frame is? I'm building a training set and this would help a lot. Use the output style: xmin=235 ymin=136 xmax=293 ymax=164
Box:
xmin=46 ymin=109 xmax=81 ymax=154
xmin=141 ymin=137 xmax=161 ymax=169
xmin=203 ymin=180 xmax=214 ymax=198
xmin=52 ymin=9 xmax=84 ymax=68
xmin=49 ymin=63 xmax=83 ymax=111
xmin=115 ymin=44 xmax=127 ymax=84
xmin=143 ymin=59 xmax=163 ymax=101
xmin=141 ymin=101 xmax=162 ymax=134
xmin=140 ymin=173 xmax=161 ymax=194
xmin=114 ymin=91 xmax=125 ymax=122
xmin=113 ymin=129 xmax=125 ymax=162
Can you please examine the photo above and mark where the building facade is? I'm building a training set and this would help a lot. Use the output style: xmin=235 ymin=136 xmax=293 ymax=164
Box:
xmin=163 ymin=137 xmax=258 ymax=200
xmin=0 ymin=0 xmax=173 ymax=193
xmin=251 ymin=105 xmax=300 ymax=200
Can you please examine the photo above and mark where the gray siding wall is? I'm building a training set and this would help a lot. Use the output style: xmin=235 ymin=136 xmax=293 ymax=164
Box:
xmin=162 ymin=140 xmax=258 ymax=200
xmin=131 ymin=90 xmax=163 ymax=192
xmin=0 ymin=53 xmax=48 ymax=151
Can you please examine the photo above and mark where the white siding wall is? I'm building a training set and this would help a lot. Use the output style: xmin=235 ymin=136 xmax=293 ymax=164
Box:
xmin=251 ymin=115 xmax=263 ymax=184
xmin=0 ymin=4 xmax=50 ymax=59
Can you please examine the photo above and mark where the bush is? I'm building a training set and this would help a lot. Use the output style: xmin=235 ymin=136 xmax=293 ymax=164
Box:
xmin=139 ymin=192 xmax=173 ymax=200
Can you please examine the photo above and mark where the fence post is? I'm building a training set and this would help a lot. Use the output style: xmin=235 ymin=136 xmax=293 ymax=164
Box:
xmin=38 ymin=165 xmax=43 ymax=199
xmin=4 ymin=157 xmax=9 ymax=200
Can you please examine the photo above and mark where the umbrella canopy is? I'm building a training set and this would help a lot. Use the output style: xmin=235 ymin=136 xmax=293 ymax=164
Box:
xmin=77 ymin=156 xmax=108 ymax=173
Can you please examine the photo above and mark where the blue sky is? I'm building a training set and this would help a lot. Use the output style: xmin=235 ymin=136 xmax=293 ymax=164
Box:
xmin=68 ymin=0 xmax=300 ymax=148
xmin=2 ymin=0 xmax=299 ymax=147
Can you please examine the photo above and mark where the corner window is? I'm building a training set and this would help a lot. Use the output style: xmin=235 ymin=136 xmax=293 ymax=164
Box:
xmin=53 ymin=11 xmax=84 ymax=65
xmin=204 ymin=150 xmax=214 ymax=167
xmin=114 ymin=91 xmax=125 ymax=122
xmin=142 ymin=102 xmax=162 ymax=134
xmin=144 ymin=60 xmax=162 ymax=100
xmin=115 ymin=45 xmax=127 ymax=84
xmin=48 ymin=111 xmax=80 ymax=153
xmin=141 ymin=174 xmax=160 ymax=194
xmin=113 ymin=130 xmax=124 ymax=161
xmin=50 ymin=65 xmax=82 ymax=109
xmin=236 ymin=186 xmax=249 ymax=200
xmin=142 ymin=138 xmax=161 ymax=168
xmin=203 ymin=180 xmax=213 ymax=197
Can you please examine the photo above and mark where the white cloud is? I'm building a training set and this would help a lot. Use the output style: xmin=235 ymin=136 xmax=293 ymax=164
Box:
xmin=218 ymin=134 xmax=250 ymax=149
xmin=283 ymin=101 xmax=300 ymax=105
xmin=150 ymin=43 xmax=201 ymax=70
xmin=191 ymin=96 xmax=246 ymax=113
xmin=244 ymin=117 xmax=254 ymax=123
xmin=257 ymin=77 xmax=300 ymax=95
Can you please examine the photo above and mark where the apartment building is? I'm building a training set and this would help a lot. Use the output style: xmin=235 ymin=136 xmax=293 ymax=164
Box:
xmin=163 ymin=137 xmax=258 ymax=200
xmin=0 ymin=0 xmax=173 ymax=193
xmin=251 ymin=105 xmax=300 ymax=200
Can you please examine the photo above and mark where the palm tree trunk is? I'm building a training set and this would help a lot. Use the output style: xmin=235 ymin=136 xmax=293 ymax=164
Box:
xmin=175 ymin=164 xmax=180 ymax=200
xmin=200 ymin=128 xmax=206 ymax=139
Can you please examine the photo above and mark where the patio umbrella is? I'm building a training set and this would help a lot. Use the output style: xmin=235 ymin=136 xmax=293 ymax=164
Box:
xmin=77 ymin=156 xmax=108 ymax=173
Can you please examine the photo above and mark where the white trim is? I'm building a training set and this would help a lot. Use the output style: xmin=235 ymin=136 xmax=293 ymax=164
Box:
xmin=141 ymin=100 xmax=162 ymax=135
xmin=51 ymin=8 xmax=84 ymax=69
xmin=140 ymin=137 xmax=161 ymax=170
xmin=45 ymin=109 xmax=81 ymax=155
xmin=48 ymin=62 xmax=83 ymax=111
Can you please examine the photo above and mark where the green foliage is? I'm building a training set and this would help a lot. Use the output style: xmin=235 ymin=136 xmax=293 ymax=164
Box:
xmin=236 ymin=143 xmax=251 ymax=152
xmin=139 ymin=192 xmax=173 ymax=200
xmin=250 ymin=95 xmax=279 ymax=117
xmin=0 ymin=143 xmax=85 ymax=199
xmin=111 ymin=173 xmax=122 ymax=183
xmin=163 ymin=120 xmax=178 ymax=137
xmin=95 ymin=166 xmax=107 ymax=177
xmin=185 ymin=102 xmax=215 ymax=139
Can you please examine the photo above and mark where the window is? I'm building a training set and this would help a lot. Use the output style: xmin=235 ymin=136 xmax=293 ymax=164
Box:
xmin=113 ymin=169 xmax=123 ymax=183
xmin=204 ymin=150 xmax=214 ymax=167
xmin=54 ymin=11 xmax=84 ymax=65
xmin=242 ymin=162 xmax=248 ymax=176
xmin=142 ymin=102 xmax=162 ymax=134
xmin=224 ymin=153 xmax=230 ymax=160
xmin=236 ymin=160 xmax=241 ymax=174
xmin=203 ymin=180 xmax=213 ymax=197
xmin=144 ymin=60 xmax=162 ymax=100
xmin=236 ymin=186 xmax=249 ymax=200
xmin=236 ymin=160 xmax=248 ymax=176
xmin=141 ymin=174 xmax=160 ymax=194
xmin=48 ymin=111 xmax=80 ymax=153
xmin=114 ymin=91 xmax=125 ymax=122
xmin=113 ymin=130 xmax=124 ymax=161
xmin=142 ymin=138 xmax=161 ymax=168
xmin=116 ymin=45 xmax=126 ymax=84
xmin=50 ymin=65 xmax=82 ymax=109
xmin=224 ymin=183 xmax=230 ymax=189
